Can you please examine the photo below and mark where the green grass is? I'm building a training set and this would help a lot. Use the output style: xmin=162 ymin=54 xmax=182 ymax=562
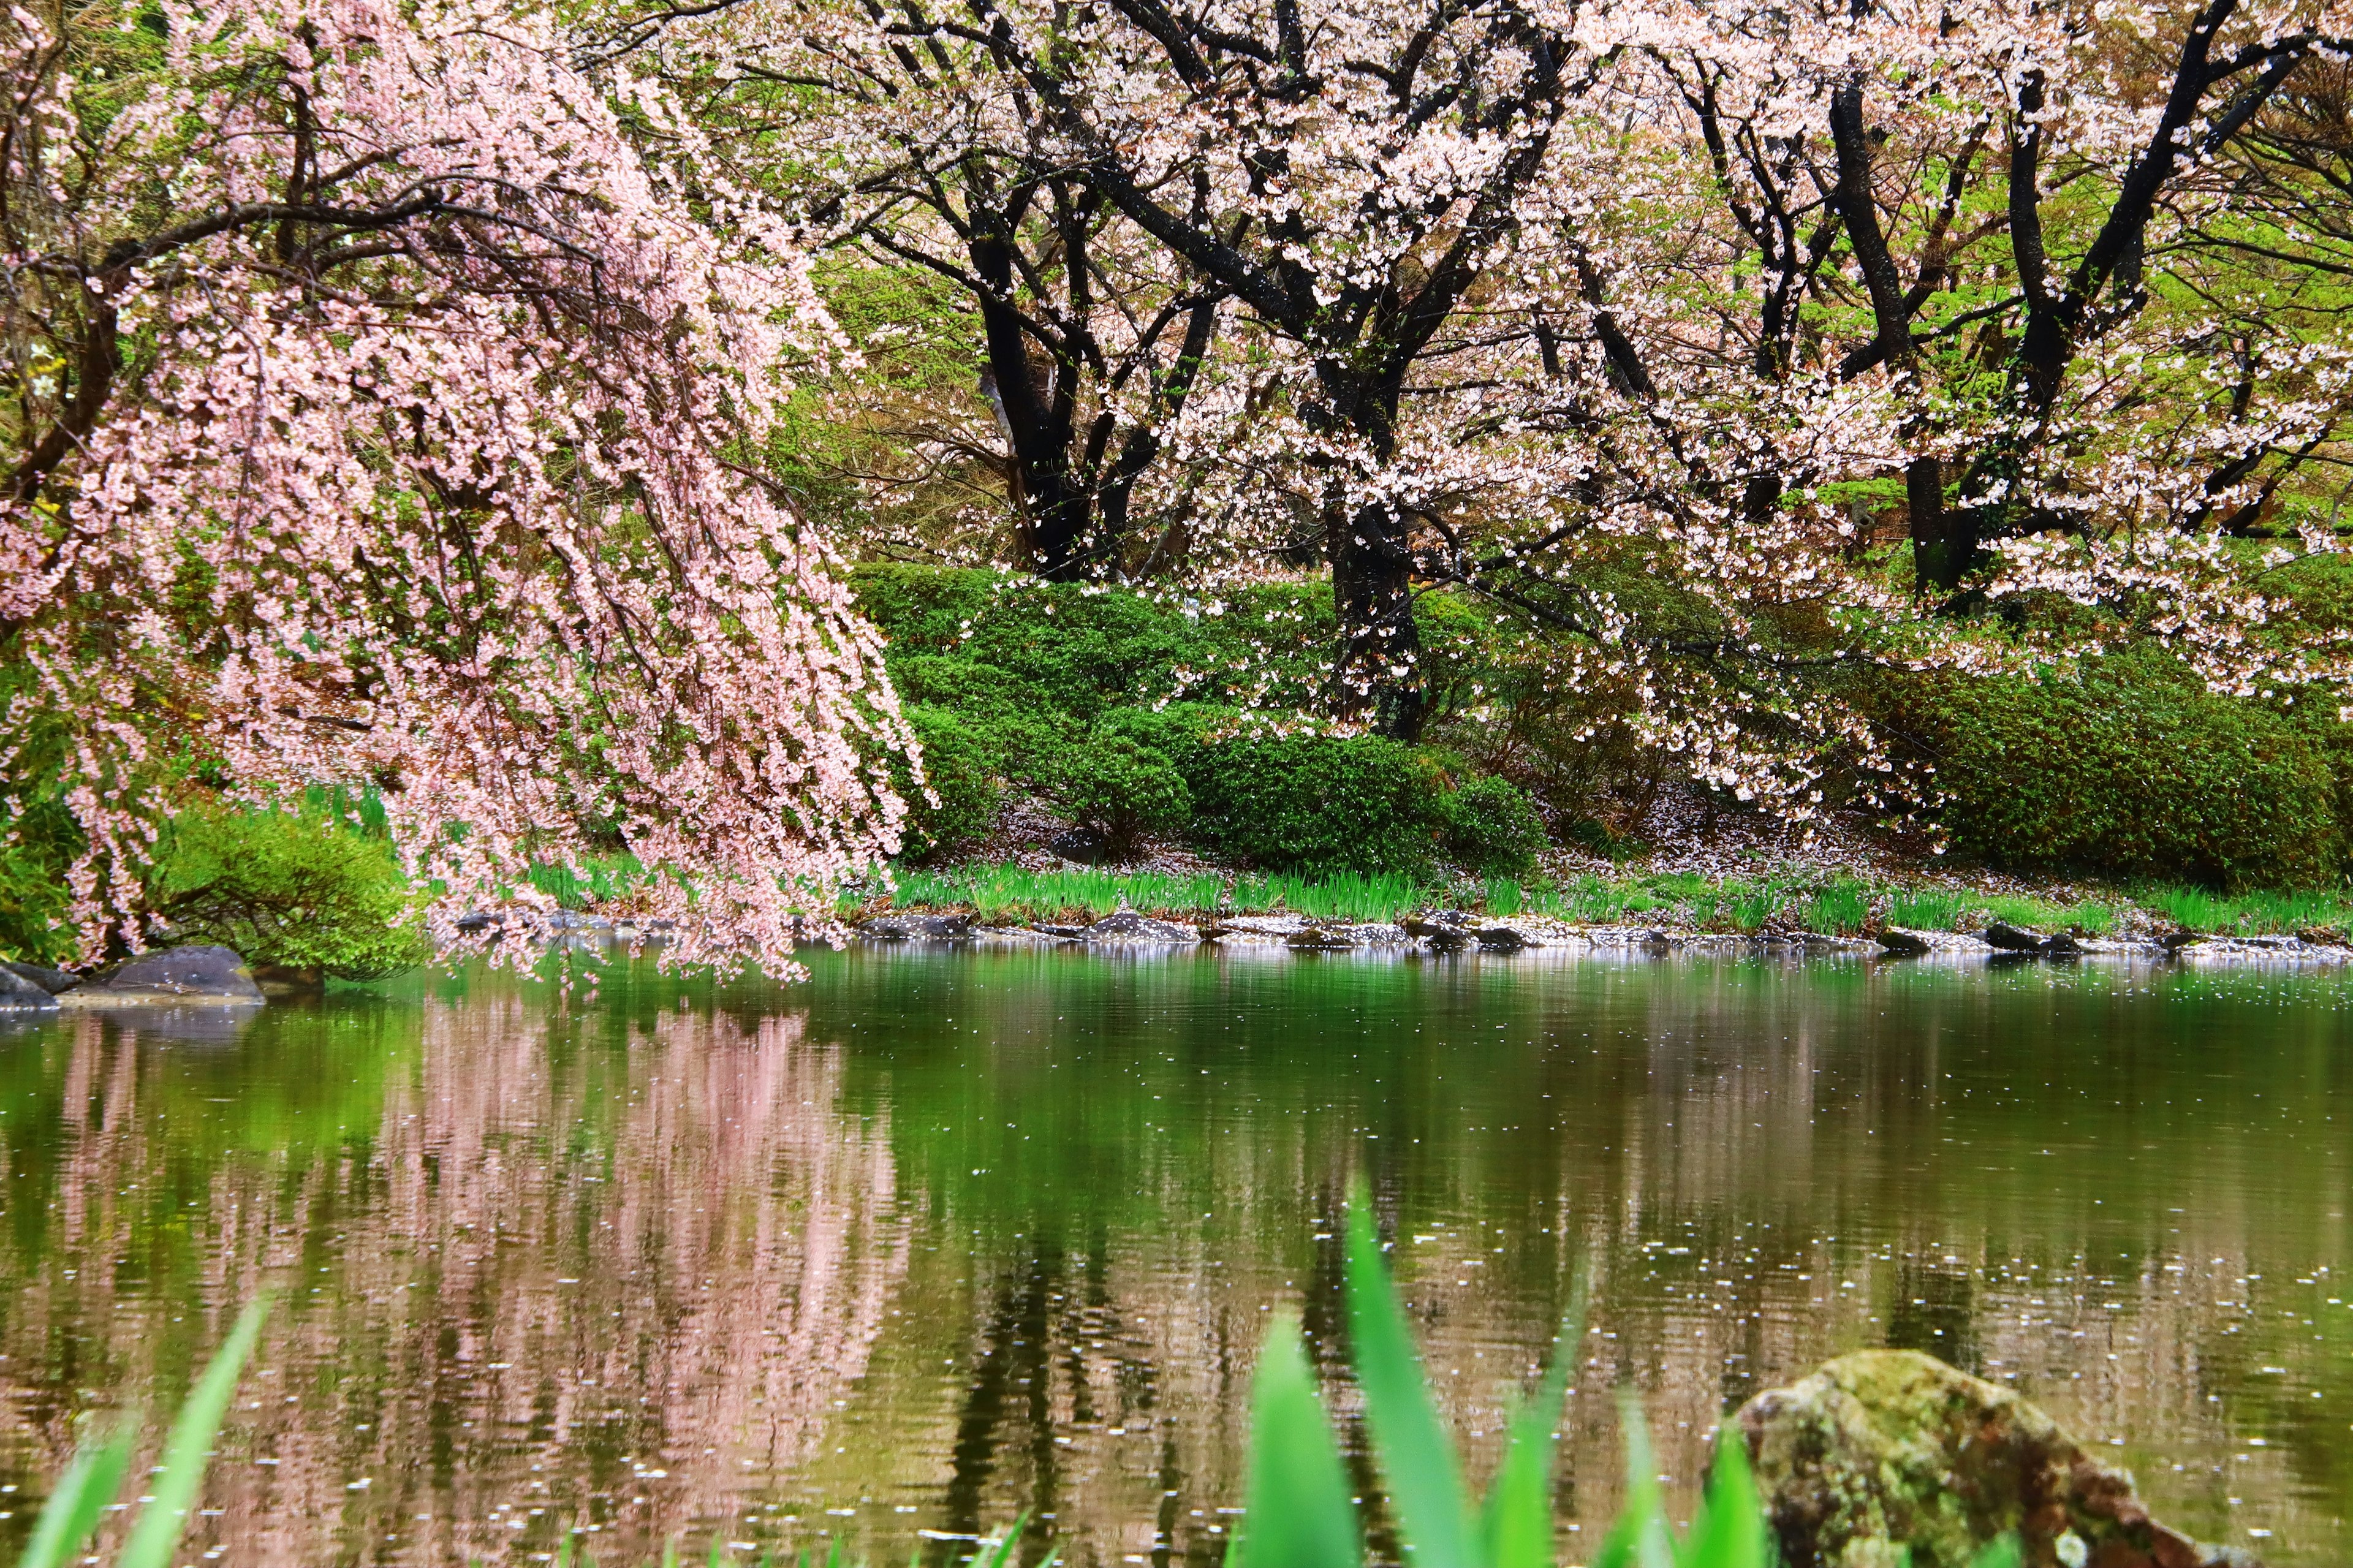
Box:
xmin=864 ymin=864 xmax=2353 ymax=943
xmin=19 ymin=1298 xmax=270 ymax=1568
xmin=1233 ymin=1183 xmax=2026 ymax=1568
xmin=1798 ymin=881 xmax=1871 ymax=936
xmin=1236 ymin=872 xmax=1425 ymax=922
xmin=884 ymin=867 xmax=1427 ymax=923
xmin=527 ymin=855 xmax=646 ymax=909
xmin=1886 ymin=889 xmax=1968 ymax=931
xmin=23 ymin=1216 xmax=2034 ymax=1568
xmin=2138 ymin=884 xmax=2353 ymax=934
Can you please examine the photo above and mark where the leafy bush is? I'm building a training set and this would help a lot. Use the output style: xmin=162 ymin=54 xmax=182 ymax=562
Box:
xmin=1889 ymin=652 xmax=2340 ymax=888
xmin=148 ymin=803 xmax=428 ymax=980
xmin=1049 ymin=735 xmax=1192 ymax=856
xmin=1190 ymin=734 xmax=1444 ymax=874
xmin=1436 ymin=773 xmax=1547 ymax=876
xmin=896 ymin=706 xmax=1006 ymax=860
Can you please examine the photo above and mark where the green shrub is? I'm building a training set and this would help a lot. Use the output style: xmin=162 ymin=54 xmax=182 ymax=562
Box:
xmin=1049 ymin=735 xmax=1192 ymax=856
xmin=1436 ymin=773 xmax=1546 ymax=876
xmin=1191 ymin=734 xmax=1443 ymax=874
xmin=150 ymin=803 xmax=428 ymax=980
xmin=896 ymin=705 xmax=1005 ymax=860
xmin=1889 ymin=651 xmax=2340 ymax=888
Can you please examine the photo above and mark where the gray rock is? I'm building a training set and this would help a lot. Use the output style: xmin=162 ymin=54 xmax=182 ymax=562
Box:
xmin=1287 ymin=927 xmax=1357 ymax=950
xmin=1983 ymin=922 xmax=2047 ymax=952
xmin=1740 ymin=1349 xmax=2256 ymax=1568
xmin=2042 ymin=929 xmax=2085 ymax=956
xmin=1475 ymin=924 xmax=1528 ymax=952
xmin=0 ymin=965 xmax=60 ymax=1011
xmin=1080 ymin=909 xmax=1198 ymax=944
xmin=1876 ymin=928 xmax=1933 ymax=956
xmin=69 ymin=944 xmax=264 ymax=1006
xmin=4 ymin=960 xmax=78 ymax=994
xmin=862 ymin=912 xmax=976 ymax=941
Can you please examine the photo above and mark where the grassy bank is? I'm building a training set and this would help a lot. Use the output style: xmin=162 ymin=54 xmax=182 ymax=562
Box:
xmin=874 ymin=865 xmax=2353 ymax=939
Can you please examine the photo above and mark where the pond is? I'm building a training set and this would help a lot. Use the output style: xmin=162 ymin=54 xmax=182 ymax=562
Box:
xmin=0 ymin=947 xmax=2349 ymax=1567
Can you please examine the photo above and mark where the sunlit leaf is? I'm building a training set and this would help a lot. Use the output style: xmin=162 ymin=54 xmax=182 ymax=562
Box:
xmin=1679 ymin=1426 xmax=1770 ymax=1568
xmin=1480 ymin=1272 xmax=1589 ymax=1568
xmin=14 ymin=1414 xmax=137 ymax=1568
xmin=118 ymin=1298 xmax=270 ymax=1568
xmin=1343 ymin=1184 xmax=1480 ymax=1568
xmin=1232 ymin=1312 xmax=1362 ymax=1568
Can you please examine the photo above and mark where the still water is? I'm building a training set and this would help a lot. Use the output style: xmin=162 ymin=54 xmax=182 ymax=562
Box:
xmin=0 ymin=947 xmax=2349 ymax=1567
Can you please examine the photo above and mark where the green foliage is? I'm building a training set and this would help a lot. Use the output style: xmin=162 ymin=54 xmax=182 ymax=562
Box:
xmin=1048 ymin=735 xmax=1192 ymax=856
xmin=895 ymin=706 xmax=1007 ymax=861
xmin=149 ymin=802 xmax=427 ymax=980
xmin=1890 ymin=653 xmax=2341 ymax=888
xmin=19 ymin=1298 xmax=267 ymax=1568
xmin=1191 ymin=734 xmax=1444 ymax=874
xmin=1436 ymin=773 xmax=1547 ymax=877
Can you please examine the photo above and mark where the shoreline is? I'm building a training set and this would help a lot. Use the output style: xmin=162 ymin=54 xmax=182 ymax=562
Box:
xmin=842 ymin=905 xmax=2353 ymax=963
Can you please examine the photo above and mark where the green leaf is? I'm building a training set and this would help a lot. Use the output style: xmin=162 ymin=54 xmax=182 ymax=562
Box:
xmin=1480 ymin=1274 xmax=1589 ymax=1568
xmin=1343 ymin=1185 xmax=1479 ymax=1568
xmin=1590 ymin=1393 xmax=1675 ymax=1568
xmin=15 ymin=1414 xmax=138 ymax=1568
xmin=117 ymin=1297 xmax=270 ymax=1568
xmin=1967 ymin=1536 xmax=2023 ymax=1568
xmin=1680 ymin=1426 xmax=1770 ymax=1568
xmin=1231 ymin=1312 xmax=1361 ymax=1568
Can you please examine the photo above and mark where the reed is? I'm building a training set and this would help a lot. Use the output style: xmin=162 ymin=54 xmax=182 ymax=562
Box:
xmin=1229 ymin=1189 xmax=2022 ymax=1568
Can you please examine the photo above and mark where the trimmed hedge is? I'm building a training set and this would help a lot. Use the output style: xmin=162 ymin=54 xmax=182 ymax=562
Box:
xmin=1895 ymin=653 xmax=2341 ymax=888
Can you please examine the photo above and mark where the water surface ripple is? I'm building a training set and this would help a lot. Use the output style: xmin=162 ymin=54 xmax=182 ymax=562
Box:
xmin=0 ymin=948 xmax=2346 ymax=1566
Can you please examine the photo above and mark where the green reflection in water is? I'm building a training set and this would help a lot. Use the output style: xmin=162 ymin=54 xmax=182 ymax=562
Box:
xmin=0 ymin=949 xmax=2348 ymax=1568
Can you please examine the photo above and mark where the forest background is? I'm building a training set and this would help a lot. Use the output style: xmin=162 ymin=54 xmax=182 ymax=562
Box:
xmin=6 ymin=0 xmax=2353 ymax=973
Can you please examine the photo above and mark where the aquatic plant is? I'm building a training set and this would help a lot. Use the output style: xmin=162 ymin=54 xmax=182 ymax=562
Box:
xmin=1235 ymin=1194 xmax=2025 ymax=1568
xmin=18 ymin=1300 xmax=268 ymax=1568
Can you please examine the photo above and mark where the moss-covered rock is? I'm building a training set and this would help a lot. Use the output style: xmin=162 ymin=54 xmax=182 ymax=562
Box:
xmin=1737 ymin=1349 xmax=2254 ymax=1568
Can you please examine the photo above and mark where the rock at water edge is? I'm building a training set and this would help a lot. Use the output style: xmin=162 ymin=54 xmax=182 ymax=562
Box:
xmin=862 ymin=913 xmax=977 ymax=941
xmin=0 ymin=966 xmax=59 ymax=1011
xmin=1738 ymin=1349 xmax=2255 ymax=1568
xmin=3 ymin=960 xmax=78 ymax=994
xmin=74 ymin=945 xmax=265 ymax=1005
xmin=1983 ymin=923 xmax=2047 ymax=952
xmin=1081 ymin=909 xmax=1200 ymax=944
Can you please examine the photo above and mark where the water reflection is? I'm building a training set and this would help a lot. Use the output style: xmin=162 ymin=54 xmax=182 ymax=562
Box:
xmin=0 ymin=951 xmax=2347 ymax=1567
xmin=0 ymin=994 xmax=904 ymax=1566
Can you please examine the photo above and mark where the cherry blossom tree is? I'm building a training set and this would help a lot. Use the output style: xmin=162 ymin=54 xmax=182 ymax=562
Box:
xmin=604 ymin=0 xmax=2353 ymax=820
xmin=1 ymin=0 xmax=912 ymax=971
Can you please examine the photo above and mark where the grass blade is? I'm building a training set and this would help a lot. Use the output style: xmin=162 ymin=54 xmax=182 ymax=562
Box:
xmin=1680 ymin=1426 xmax=1769 ymax=1568
xmin=15 ymin=1415 xmax=138 ymax=1568
xmin=1480 ymin=1273 xmax=1589 ymax=1568
xmin=116 ymin=1297 xmax=270 ymax=1568
xmin=1343 ymin=1186 xmax=1479 ymax=1568
xmin=1232 ymin=1313 xmax=1360 ymax=1568
xmin=1589 ymin=1393 xmax=1673 ymax=1568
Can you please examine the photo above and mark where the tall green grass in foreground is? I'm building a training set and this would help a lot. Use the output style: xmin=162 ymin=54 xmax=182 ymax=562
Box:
xmin=1234 ymin=1190 xmax=2021 ymax=1568
xmin=28 ymin=1233 xmax=2027 ymax=1568
xmin=18 ymin=1298 xmax=269 ymax=1568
